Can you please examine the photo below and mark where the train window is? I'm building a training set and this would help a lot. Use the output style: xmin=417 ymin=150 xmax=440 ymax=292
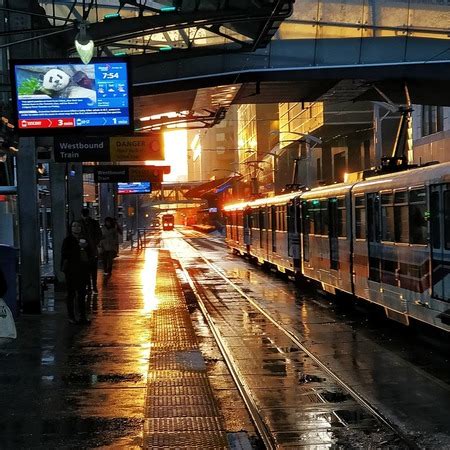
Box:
xmin=394 ymin=191 xmax=409 ymax=243
xmin=337 ymin=197 xmax=346 ymax=237
xmin=394 ymin=191 xmax=408 ymax=204
xmin=302 ymin=201 xmax=310 ymax=261
xmin=310 ymin=200 xmax=320 ymax=234
xmin=321 ymin=200 xmax=329 ymax=235
xmin=296 ymin=202 xmax=301 ymax=233
xmin=253 ymin=211 xmax=259 ymax=228
xmin=381 ymin=193 xmax=394 ymax=242
xmin=288 ymin=203 xmax=294 ymax=234
xmin=248 ymin=213 xmax=253 ymax=229
xmin=409 ymin=188 xmax=427 ymax=245
xmin=445 ymin=191 xmax=450 ymax=250
xmin=355 ymin=195 xmax=366 ymax=239
xmin=430 ymin=192 xmax=440 ymax=249
xmin=381 ymin=193 xmax=393 ymax=205
xmin=260 ymin=210 xmax=266 ymax=229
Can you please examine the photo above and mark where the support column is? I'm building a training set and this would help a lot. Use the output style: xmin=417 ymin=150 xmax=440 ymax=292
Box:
xmin=373 ymin=103 xmax=383 ymax=166
xmin=17 ymin=137 xmax=41 ymax=313
xmin=321 ymin=143 xmax=333 ymax=184
xmin=49 ymin=162 xmax=67 ymax=284
xmin=99 ymin=183 xmax=115 ymax=223
xmin=67 ymin=163 xmax=83 ymax=223
xmin=347 ymin=138 xmax=362 ymax=173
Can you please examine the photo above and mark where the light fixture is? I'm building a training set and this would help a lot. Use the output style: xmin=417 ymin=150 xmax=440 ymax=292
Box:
xmin=75 ymin=22 xmax=94 ymax=65
xmin=37 ymin=163 xmax=47 ymax=176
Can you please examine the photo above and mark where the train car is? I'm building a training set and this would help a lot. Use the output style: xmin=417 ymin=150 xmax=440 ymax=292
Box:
xmin=350 ymin=162 xmax=450 ymax=330
xmin=224 ymin=192 xmax=302 ymax=275
xmin=162 ymin=214 xmax=175 ymax=231
xmin=224 ymin=162 xmax=450 ymax=331
xmin=300 ymin=183 xmax=354 ymax=295
xmin=223 ymin=201 xmax=248 ymax=255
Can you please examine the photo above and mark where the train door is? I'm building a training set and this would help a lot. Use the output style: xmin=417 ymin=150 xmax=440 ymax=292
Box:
xmin=430 ymin=184 xmax=450 ymax=301
xmin=329 ymin=198 xmax=339 ymax=270
xmin=271 ymin=205 xmax=277 ymax=253
xmin=367 ymin=193 xmax=381 ymax=282
xmin=287 ymin=201 xmax=295 ymax=257
xmin=259 ymin=208 xmax=264 ymax=249
xmin=243 ymin=208 xmax=251 ymax=246
xmin=302 ymin=200 xmax=310 ymax=262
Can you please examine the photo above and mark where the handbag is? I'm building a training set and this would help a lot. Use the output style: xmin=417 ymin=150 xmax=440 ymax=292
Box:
xmin=0 ymin=298 xmax=17 ymax=339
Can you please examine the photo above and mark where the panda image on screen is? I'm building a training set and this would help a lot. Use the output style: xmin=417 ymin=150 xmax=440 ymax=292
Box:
xmin=42 ymin=68 xmax=96 ymax=102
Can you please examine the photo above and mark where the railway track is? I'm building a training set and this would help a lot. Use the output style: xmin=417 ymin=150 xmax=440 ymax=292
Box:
xmin=171 ymin=234 xmax=417 ymax=449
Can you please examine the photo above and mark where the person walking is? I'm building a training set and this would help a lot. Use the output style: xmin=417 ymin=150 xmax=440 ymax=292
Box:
xmin=100 ymin=217 xmax=119 ymax=276
xmin=80 ymin=208 xmax=102 ymax=293
xmin=111 ymin=217 xmax=122 ymax=258
xmin=61 ymin=220 xmax=92 ymax=324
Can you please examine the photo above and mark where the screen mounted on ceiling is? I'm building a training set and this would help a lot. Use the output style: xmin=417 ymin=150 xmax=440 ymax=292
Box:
xmin=12 ymin=58 xmax=132 ymax=134
xmin=117 ymin=182 xmax=151 ymax=195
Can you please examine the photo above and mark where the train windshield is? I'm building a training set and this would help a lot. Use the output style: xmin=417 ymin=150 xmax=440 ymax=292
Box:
xmin=162 ymin=214 xmax=174 ymax=231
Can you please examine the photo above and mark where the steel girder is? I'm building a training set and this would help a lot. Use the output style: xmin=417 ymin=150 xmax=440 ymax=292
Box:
xmin=131 ymin=37 xmax=450 ymax=106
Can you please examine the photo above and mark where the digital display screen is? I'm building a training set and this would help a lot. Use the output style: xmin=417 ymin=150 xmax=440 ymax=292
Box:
xmin=117 ymin=182 xmax=151 ymax=194
xmin=13 ymin=59 xmax=131 ymax=132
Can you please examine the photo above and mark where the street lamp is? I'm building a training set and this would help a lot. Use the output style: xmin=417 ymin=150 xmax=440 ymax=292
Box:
xmin=75 ymin=22 xmax=94 ymax=64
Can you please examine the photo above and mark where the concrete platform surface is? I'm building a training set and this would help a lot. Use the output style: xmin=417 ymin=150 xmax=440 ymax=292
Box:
xmin=0 ymin=249 xmax=230 ymax=449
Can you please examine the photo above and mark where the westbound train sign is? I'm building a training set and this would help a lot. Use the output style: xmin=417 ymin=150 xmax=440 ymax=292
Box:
xmin=53 ymin=134 xmax=164 ymax=162
xmin=93 ymin=165 xmax=170 ymax=185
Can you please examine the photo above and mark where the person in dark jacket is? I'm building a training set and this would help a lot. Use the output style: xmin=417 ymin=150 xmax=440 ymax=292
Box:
xmin=61 ymin=220 xmax=92 ymax=324
xmin=100 ymin=217 xmax=119 ymax=276
xmin=80 ymin=208 xmax=102 ymax=293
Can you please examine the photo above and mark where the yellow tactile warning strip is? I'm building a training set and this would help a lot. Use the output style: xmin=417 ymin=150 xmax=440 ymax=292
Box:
xmin=143 ymin=251 xmax=228 ymax=449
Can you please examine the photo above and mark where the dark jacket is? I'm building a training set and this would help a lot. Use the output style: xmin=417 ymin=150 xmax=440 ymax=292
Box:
xmin=100 ymin=226 xmax=119 ymax=253
xmin=61 ymin=235 xmax=93 ymax=274
xmin=80 ymin=217 xmax=102 ymax=256
xmin=0 ymin=267 xmax=6 ymax=297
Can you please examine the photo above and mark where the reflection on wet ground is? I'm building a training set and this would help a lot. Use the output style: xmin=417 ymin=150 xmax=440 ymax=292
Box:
xmin=0 ymin=250 xmax=154 ymax=448
xmin=174 ymin=231 xmax=450 ymax=448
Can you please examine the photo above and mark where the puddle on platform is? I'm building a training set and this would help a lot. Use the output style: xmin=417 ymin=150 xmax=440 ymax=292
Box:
xmin=62 ymin=373 xmax=143 ymax=385
xmin=320 ymin=390 xmax=352 ymax=403
xmin=298 ymin=373 xmax=326 ymax=384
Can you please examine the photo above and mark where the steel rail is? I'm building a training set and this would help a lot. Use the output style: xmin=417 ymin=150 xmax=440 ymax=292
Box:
xmin=178 ymin=260 xmax=277 ymax=450
xmin=181 ymin=236 xmax=420 ymax=449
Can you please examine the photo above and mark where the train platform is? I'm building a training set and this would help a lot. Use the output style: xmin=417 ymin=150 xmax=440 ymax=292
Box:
xmin=0 ymin=248 xmax=253 ymax=449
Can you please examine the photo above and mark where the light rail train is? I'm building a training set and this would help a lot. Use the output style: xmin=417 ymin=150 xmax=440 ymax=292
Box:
xmin=162 ymin=213 xmax=175 ymax=231
xmin=224 ymin=161 xmax=450 ymax=332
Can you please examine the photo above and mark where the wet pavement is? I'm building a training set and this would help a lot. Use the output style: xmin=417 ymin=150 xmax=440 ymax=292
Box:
xmin=2 ymin=228 xmax=450 ymax=448
xmin=178 ymin=229 xmax=450 ymax=448
xmin=167 ymin=234 xmax=406 ymax=448
xmin=0 ymin=247 xmax=252 ymax=449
